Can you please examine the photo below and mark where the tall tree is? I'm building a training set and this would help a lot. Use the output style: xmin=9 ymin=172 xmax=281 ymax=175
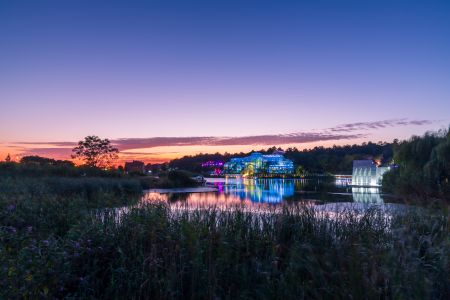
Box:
xmin=5 ymin=154 xmax=11 ymax=162
xmin=72 ymin=136 xmax=119 ymax=168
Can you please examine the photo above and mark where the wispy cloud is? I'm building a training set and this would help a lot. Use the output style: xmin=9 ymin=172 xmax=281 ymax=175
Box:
xmin=112 ymin=132 xmax=365 ymax=150
xmin=111 ymin=118 xmax=434 ymax=150
xmin=326 ymin=119 xmax=433 ymax=133
xmin=14 ymin=141 xmax=77 ymax=146
xmin=16 ymin=147 xmax=73 ymax=159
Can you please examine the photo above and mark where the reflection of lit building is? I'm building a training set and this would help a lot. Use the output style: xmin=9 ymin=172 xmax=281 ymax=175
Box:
xmin=351 ymin=187 xmax=383 ymax=204
xmin=352 ymin=160 xmax=390 ymax=187
xmin=218 ymin=178 xmax=295 ymax=203
xmin=224 ymin=152 xmax=294 ymax=176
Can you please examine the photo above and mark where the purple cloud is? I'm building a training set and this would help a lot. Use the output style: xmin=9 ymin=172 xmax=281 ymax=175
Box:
xmin=111 ymin=132 xmax=365 ymax=150
xmin=327 ymin=119 xmax=434 ymax=132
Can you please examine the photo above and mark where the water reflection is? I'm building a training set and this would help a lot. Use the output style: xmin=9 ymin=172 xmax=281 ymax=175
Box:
xmin=142 ymin=178 xmax=386 ymax=207
xmin=214 ymin=178 xmax=294 ymax=204
xmin=352 ymin=187 xmax=383 ymax=204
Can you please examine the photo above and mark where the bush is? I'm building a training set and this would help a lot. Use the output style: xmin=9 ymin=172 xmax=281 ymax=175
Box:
xmin=383 ymin=128 xmax=450 ymax=201
xmin=138 ymin=170 xmax=199 ymax=189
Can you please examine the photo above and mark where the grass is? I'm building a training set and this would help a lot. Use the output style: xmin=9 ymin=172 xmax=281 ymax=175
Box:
xmin=0 ymin=163 xmax=448 ymax=299
xmin=0 ymin=176 xmax=142 ymax=237
xmin=1 ymin=186 xmax=448 ymax=299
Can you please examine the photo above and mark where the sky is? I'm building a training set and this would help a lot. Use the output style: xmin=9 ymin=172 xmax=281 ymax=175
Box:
xmin=1 ymin=0 xmax=449 ymax=163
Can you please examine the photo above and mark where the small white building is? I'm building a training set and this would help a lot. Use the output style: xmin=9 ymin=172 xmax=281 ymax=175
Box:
xmin=352 ymin=160 xmax=390 ymax=187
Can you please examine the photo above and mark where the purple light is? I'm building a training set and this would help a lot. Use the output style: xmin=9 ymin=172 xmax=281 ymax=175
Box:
xmin=201 ymin=161 xmax=224 ymax=167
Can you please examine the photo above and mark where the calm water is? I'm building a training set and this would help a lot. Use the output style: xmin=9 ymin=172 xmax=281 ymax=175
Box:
xmin=142 ymin=177 xmax=394 ymax=209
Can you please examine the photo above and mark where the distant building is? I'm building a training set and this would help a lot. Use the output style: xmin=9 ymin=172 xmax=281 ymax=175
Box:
xmin=352 ymin=160 xmax=390 ymax=187
xmin=224 ymin=152 xmax=294 ymax=176
xmin=145 ymin=163 xmax=153 ymax=174
xmin=124 ymin=160 xmax=145 ymax=174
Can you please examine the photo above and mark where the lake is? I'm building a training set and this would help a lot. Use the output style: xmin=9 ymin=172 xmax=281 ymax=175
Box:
xmin=142 ymin=177 xmax=400 ymax=210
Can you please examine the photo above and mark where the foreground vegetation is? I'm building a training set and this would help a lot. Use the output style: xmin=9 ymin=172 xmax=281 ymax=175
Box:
xmin=1 ymin=185 xmax=448 ymax=299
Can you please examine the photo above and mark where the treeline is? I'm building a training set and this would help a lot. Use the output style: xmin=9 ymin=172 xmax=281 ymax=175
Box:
xmin=0 ymin=155 xmax=123 ymax=178
xmin=383 ymin=128 xmax=450 ymax=201
xmin=0 ymin=157 xmax=143 ymax=209
xmin=283 ymin=143 xmax=393 ymax=174
xmin=0 ymin=156 xmax=200 ymax=190
xmin=169 ymin=142 xmax=394 ymax=174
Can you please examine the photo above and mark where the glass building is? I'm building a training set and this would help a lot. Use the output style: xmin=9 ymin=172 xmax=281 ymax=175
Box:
xmin=352 ymin=160 xmax=390 ymax=187
xmin=224 ymin=152 xmax=294 ymax=176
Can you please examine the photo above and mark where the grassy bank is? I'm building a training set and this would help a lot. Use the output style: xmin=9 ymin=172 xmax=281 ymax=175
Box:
xmin=1 ymin=200 xmax=448 ymax=299
xmin=0 ymin=176 xmax=142 ymax=237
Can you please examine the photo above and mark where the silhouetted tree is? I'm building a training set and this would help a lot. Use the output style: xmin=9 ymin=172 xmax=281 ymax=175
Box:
xmin=5 ymin=154 xmax=11 ymax=162
xmin=72 ymin=136 xmax=119 ymax=168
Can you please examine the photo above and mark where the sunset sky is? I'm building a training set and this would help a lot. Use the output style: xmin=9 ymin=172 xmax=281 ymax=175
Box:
xmin=1 ymin=0 xmax=449 ymax=163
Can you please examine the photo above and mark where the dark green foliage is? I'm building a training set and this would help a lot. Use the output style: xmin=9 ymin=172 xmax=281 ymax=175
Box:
xmin=1 ymin=202 xmax=448 ymax=299
xmin=170 ymin=152 xmax=235 ymax=173
xmin=0 ymin=161 xmax=123 ymax=178
xmin=383 ymin=128 xmax=450 ymax=201
xmin=0 ymin=177 xmax=141 ymax=236
xmin=283 ymin=143 xmax=392 ymax=174
xmin=20 ymin=155 xmax=75 ymax=167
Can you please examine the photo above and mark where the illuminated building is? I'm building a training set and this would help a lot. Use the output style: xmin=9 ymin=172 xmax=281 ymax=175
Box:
xmin=351 ymin=160 xmax=390 ymax=187
xmin=224 ymin=152 xmax=294 ymax=176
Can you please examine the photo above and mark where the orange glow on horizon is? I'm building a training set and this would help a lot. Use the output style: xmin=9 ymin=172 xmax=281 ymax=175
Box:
xmin=0 ymin=133 xmax=408 ymax=166
xmin=0 ymin=139 xmax=347 ymax=166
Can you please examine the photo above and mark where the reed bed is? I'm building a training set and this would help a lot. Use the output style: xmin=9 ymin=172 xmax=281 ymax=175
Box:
xmin=1 ymin=191 xmax=448 ymax=299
